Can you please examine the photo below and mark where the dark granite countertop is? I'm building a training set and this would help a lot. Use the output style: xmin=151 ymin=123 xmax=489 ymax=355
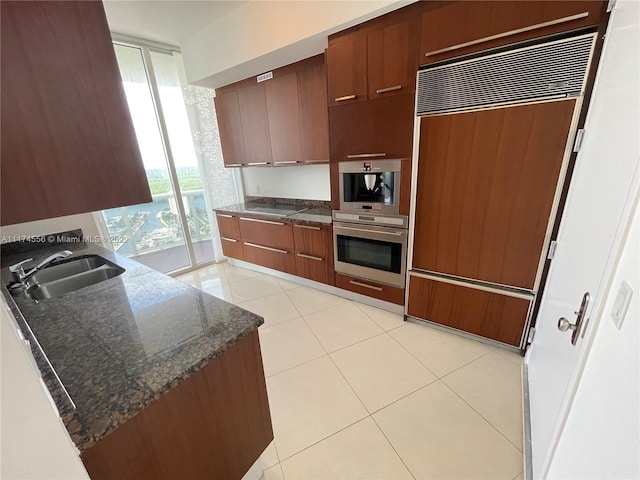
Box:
xmin=1 ymin=240 xmax=263 ymax=452
xmin=216 ymin=201 xmax=332 ymax=225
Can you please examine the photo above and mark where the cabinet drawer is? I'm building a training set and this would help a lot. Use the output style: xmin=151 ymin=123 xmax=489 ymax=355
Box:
xmin=293 ymin=223 xmax=327 ymax=257
xmin=420 ymin=1 xmax=606 ymax=64
xmin=215 ymin=212 xmax=241 ymax=239
xmin=295 ymin=254 xmax=334 ymax=286
xmin=407 ymin=273 xmax=531 ymax=347
xmin=220 ymin=236 xmax=244 ymax=260
xmin=243 ymin=242 xmax=296 ymax=275
xmin=335 ymin=273 xmax=404 ymax=305
xmin=238 ymin=217 xmax=294 ymax=250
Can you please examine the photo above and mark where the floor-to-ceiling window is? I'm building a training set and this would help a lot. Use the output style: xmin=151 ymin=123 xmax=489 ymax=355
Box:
xmin=101 ymin=40 xmax=230 ymax=274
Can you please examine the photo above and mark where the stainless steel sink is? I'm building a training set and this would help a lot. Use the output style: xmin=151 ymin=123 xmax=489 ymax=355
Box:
xmin=25 ymin=255 xmax=125 ymax=300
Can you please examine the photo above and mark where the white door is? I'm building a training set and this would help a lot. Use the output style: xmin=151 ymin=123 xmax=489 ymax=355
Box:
xmin=526 ymin=1 xmax=640 ymax=478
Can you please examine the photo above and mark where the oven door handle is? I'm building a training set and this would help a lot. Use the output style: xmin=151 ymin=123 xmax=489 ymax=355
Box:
xmin=335 ymin=225 xmax=405 ymax=236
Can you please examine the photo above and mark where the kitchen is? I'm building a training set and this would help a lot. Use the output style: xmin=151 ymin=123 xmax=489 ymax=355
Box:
xmin=3 ymin=0 xmax=640 ymax=480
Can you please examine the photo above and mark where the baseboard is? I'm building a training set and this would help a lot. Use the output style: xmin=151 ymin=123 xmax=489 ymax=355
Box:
xmin=522 ymin=363 xmax=533 ymax=480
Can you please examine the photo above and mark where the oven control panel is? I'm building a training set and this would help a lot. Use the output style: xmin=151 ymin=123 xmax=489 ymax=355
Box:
xmin=333 ymin=211 xmax=408 ymax=228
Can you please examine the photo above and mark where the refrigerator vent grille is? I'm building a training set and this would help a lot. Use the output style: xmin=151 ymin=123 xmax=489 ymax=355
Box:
xmin=416 ymin=34 xmax=595 ymax=116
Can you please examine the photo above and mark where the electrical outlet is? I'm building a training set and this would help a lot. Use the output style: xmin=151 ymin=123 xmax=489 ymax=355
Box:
xmin=611 ymin=280 xmax=633 ymax=330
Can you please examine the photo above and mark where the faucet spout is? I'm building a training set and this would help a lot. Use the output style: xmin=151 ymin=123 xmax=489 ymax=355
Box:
xmin=10 ymin=250 xmax=73 ymax=284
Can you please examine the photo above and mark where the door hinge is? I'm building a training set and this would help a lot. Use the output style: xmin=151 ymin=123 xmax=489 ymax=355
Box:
xmin=607 ymin=0 xmax=616 ymax=12
xmin=547 ymin=240 xmax=558 ymax=260
xmin=573 ymin=129 xmax=585 ymax=153
xmin=527 ymin=327 xmax=536 ymax=344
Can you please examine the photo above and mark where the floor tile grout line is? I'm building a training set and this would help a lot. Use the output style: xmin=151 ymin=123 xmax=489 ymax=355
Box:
xmin=283 ymin=285 xmax=352 ymax=320
xmin=368 ymin=413 xmax=418 ymax=480
xmin=264 ymin=351 xmax=329 ymax=379
xmin=439 ymin=379 xmax=524 ymax=454
xmin=385 ymin=327 xmax=441 ymax=378
xmin=512 ymin=470 xmax=524 ymax=480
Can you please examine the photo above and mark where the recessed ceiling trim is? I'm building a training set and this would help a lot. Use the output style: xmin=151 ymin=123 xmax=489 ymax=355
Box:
xmin=111 ymin=32 xmax=180 ymax=53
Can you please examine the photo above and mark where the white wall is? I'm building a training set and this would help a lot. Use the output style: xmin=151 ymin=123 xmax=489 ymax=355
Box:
xmin=0 ymin=300 xmax=90 ymax=479
xmin=546 ymin=195 xmax=639 ymax=479
xmin=241 ymin=165 xmax=331 ymax=201
xmin=0 ymin=213 xmax=102 ymax=245
xmin=182 ymin=0 xmax=410 ymax=88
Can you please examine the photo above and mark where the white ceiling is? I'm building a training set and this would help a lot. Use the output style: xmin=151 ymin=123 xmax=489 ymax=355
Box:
xmin=103 ymin=0 xmax=247 ymax=46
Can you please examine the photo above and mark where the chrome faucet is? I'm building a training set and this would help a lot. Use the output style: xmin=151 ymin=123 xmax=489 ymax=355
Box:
xmin=9 ymin=250 xmax=73 ymax=284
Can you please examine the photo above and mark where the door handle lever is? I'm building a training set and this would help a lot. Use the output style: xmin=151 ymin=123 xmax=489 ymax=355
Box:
xmin=557 ymin=292 xmax=590 ymax=345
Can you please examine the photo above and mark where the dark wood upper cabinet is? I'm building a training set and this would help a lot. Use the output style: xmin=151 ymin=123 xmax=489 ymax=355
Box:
xmin=297 ymin=63 xmax=330 ymax=164
xmin=237 ymin=82 xmax=273 ymax=166
xmin=326 ymin=28 xmax=367 ymax=106
xmin=215 ymin=55 xmax=329 ymax=168
xmin=367 ymin=16 xmax=420 ymax=99
xmin=1 ymin=1 xmax=151 ymax=226
xmin=265 ymin=72 xmax=303 ymax=165
xmin=214 ymin=91 xmax=247 ymax=167
xmin=420 ymin=1 xmax=606 ymax=64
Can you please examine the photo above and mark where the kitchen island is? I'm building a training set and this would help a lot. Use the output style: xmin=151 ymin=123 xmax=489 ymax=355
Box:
xmin=1 ymin=232 xmax=272 ymax=479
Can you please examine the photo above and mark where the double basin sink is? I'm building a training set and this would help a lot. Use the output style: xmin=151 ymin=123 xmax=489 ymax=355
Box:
xmin=11 ymin=255 xmax=124 ymax=300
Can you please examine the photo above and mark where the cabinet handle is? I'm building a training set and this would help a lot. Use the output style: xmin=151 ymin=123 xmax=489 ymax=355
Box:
xmin=305 ymin=159 xmax=329 ymax=164
xmin=240 ymin=217 xmax=286 ymax=226
xmin=347 ymin=153 xmax=386 ymax=159
xmin=274 ymin=161 xmax=302 ymax=165
xmin=294 ymin=224 xmax=321 ymax=230
xmin=424 ymin=12 xmax=589 ymax=57
xmin=337 ymin=225 xmax=404 ymax=236
xmin=297 ymin=253 xmax=323 ymax=262
xmin=221 ymin=237 xmax=237 ymax=243
xmin=376 ymin=85 xmax=402 ymax=94
xmin=244 ymin=242 xmax=288 ymax=254
xmin=350 ymin=280 xmax=383 ymax=291
xmin=225 ymin=163 xmax=243 ymax=167
xmin=216 ymin=213 xmax=233 ymax=218
xmin=334 ymin=94 xmax=356 ymax=102
xmin=247 ymin=162 xmax=269 ymax=166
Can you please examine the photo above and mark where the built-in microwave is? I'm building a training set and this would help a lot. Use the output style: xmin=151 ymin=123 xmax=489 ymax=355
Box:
xmin=339 ymin=159 xmax=402 ymax=215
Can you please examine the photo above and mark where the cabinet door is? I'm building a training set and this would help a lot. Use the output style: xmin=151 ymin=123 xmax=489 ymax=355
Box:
xmin=265 ymin=73 xmax=303 ymax=165
xmin=329 ymin=93 xmax=415 ymax=161
xmin=237 ymin=83 xmax=272 ymax=166
xmin=238 ymin=217 xmax=294 ymax=251
xmin=420 ymin=1 xmax=606 ymax=64
xmin=297 ymin=63 xmax=330 ymax=164
xmin=326 ymin=29 xmax=367 ymax=106
xmin=335 ymin=273 xmax=404 ymax=305
xmin=1 ymin=1 xmax=151 ymax=226
xmin=215 ymin=91 xmax=246 ymax=167
xmin=293 ymin=223 xmax=334 ymax=285
xmin=412 ymin=100 xmax=577 ymax=290
xmin=215 ymin=213 xmax=244 ymax=260
xmin=367 ymin=17 xmax=419 ymax=100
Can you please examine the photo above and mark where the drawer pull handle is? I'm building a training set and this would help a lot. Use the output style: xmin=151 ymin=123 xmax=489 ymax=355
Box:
xmin=294 ymin=224 xmax=321 ymax=230
xmin=247 ymin=162 xmax=269 ymax=166
xmin=239 ymin=217 xmax=286 ymax=226
xmin=297 ymin=253 xmax=323 ymax=262
xmin=337 ymin=225 xmax=404 ymax=236
xmin=274 ymin=161 xmax=301 ymax=165
xmin=376 ymin=85 xmax=402 ymax=94
xmin=347 ymin=153 xmax=386 ymax=159
xmin=244 ymin=242 xmax=288 ymax=254
xmin=221 ymin=237 xmax=237 ymax=243
xmin=305 ymin=159 xmax=329 ymax=164
xmin=334 ymin=94 xmax=356 ymax=102
xmin=216 ymin=213 xmax=233 ymax=218
xmin=225 ymin=163 xmax=243 ymax=167
xmin=424 ymin=12 xmax=589 ymax=57
xmin=350 ymin=280 xmax=383 ymax=291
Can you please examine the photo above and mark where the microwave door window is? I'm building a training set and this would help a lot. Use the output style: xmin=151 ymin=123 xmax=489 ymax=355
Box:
xmin=337 ymin=235 xmax=402 ymax=274
xmin=343 ymin=172 xmax=395 ymax=204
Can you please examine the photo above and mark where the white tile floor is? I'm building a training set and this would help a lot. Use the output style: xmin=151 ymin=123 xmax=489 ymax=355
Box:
xmin=178 ymin=262 xmax=524 ymax=480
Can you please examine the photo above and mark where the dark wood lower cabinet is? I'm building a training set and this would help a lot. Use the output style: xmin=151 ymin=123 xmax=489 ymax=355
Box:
xmin=407 ymin=274 xmax=532 ymax=347
xmin=335 ymin=273 xmax=405 ymax=305
xmin=243 ymin=242 xmax=297 ymax=275
xmin=81 ymin=331 xmax=273 ymax=480
xmin=221 ymin=237 xmax=244 ymax=260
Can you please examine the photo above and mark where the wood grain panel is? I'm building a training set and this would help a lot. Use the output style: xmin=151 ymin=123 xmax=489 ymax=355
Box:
xmin=420 ymin=1 xmax=605 ymax=64
xmin=237 ymin=83 xmax=272 ymax=165
xmin=238 ymin=217 xmax=294 ymax=250
xmin=215 ymin=212 xmax=241 ymax=239
xmin=243 ymin=244 xmax=297 ymax=275
xmin=326 ymin=28 xmax=367 ymax=106
xmin=81 ymin=331 xmax=273 ymax=480
xmin=413 ymin=100 xmax=577 ymax=289
xmin=335 ymin=273 xmax=405 ymax=305
xmin=297 ymin=62 xmax=330 ymax=163
xmin=1 ymin=1 xmax=151 ymax=226
xmin=265 ymin=72 xmax=303 ymax=163
xmin=407 ymin=275 xmax=531 ymax=346
xmin=293 ymin=224 xmax=334 ymax=285
xmin=329 ymin=93 xmax=415 ymax=161
xmin=215 ymin=91 xmax=246 ymax=166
